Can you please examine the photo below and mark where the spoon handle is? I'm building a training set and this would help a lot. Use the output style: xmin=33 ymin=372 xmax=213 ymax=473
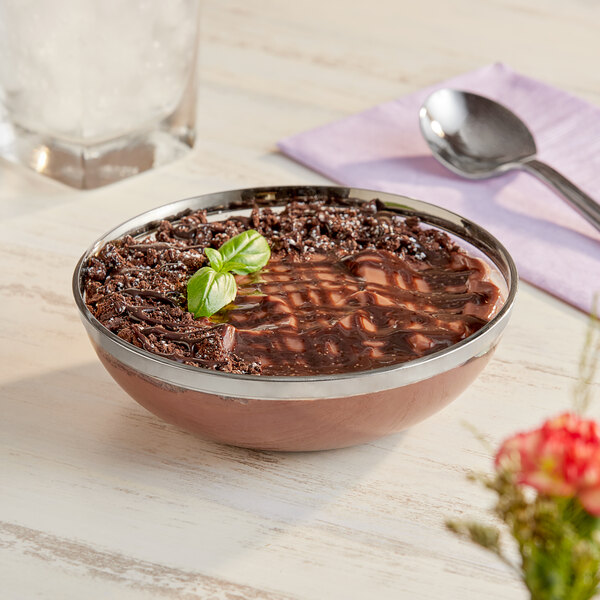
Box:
xmin=520 ymin=158 xmax=600 ymax=233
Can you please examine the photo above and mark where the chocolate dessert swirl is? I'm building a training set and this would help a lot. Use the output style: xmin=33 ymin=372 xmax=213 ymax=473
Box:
xmin=83 ymin=197 xmax=501 ymax=376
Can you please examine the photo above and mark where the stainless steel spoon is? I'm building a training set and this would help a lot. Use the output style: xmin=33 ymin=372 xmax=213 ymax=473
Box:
xmin=419 ymin=89 xmax=600 ymax=232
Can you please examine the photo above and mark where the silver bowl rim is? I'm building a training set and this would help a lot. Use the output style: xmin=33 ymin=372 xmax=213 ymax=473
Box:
xmin=72 ymin=185 xmax=518 ymax=397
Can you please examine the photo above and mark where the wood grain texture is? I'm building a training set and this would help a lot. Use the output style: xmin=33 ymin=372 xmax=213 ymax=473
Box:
xmin=1 ymin=0 xmax=599 ymax=598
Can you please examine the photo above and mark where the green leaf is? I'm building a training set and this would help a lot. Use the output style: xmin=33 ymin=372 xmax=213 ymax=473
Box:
xmin=187 ymin=267 xmax=236 ymax=318
xmin=218 ymin=229 xmax=271 ymax=275
xmin=204 ymin=247 xmax=224 ymax=271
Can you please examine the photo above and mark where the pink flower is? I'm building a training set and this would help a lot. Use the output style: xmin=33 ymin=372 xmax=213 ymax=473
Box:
xmin=495 ymin=413 xmax=600 ymax=516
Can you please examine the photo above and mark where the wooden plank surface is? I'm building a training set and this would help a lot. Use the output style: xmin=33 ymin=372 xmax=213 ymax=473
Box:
xmin=1 ymin=0 xmax=599 ymax=598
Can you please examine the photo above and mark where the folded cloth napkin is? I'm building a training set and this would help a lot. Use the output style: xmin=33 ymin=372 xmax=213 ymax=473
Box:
xmin=278 ymin=63 xmax=600 ymax=314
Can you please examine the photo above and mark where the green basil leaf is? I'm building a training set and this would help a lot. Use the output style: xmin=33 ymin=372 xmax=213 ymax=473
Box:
xmin=218 ymin=229 xmax=271 ymax=275
xmin=204 ymin=247 xmax=224 ymax=271
xmin=187 ymin=267 xmax=236 ymax=318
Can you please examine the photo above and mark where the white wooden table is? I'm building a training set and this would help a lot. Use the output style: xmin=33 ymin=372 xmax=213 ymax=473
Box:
xmin=1 ymin=1 xmax=599 ymax=598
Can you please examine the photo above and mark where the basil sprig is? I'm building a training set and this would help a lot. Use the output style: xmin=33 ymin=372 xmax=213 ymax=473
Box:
xmin=187 ymin=229 xmax=270 ymax=318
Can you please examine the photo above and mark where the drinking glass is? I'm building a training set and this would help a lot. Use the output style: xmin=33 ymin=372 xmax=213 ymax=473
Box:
xmin=0 ymin=0 xmax=201 ymax=188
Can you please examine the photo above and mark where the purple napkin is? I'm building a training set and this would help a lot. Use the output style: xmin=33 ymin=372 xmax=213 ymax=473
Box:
xmin=278 ymin=63 xmax=600 ymax=314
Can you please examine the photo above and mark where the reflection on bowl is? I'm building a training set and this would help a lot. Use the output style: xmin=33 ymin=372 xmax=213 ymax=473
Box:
xmin=73 ymin=186 xmax=518 ymax=451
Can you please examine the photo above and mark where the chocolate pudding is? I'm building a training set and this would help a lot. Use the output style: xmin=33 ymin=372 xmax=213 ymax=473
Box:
xmin=83 ymin=195 xmax=501 ymax=377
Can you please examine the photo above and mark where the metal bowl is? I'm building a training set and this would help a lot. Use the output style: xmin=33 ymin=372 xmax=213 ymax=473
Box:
xmin=73 ymin=186 xmax=518 ymax=451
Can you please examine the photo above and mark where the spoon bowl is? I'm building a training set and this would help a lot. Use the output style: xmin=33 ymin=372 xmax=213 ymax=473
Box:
xmin=419 ymin=89 xmax=600 ymax=231
xmin=419 ymin=89 xmax=536 ymax=178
